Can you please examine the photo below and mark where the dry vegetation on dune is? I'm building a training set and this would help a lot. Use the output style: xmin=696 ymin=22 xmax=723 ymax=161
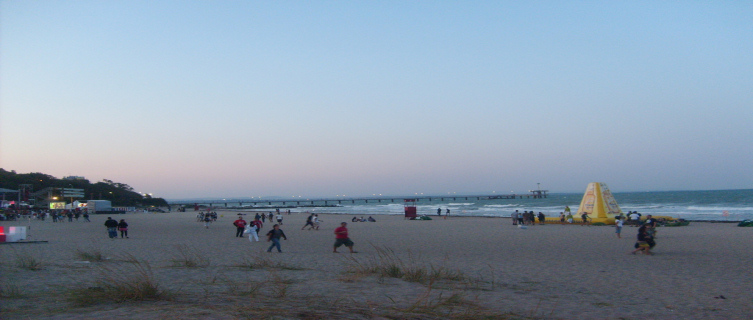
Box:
xmin=1 ymin=245 xmax=511 ymax=320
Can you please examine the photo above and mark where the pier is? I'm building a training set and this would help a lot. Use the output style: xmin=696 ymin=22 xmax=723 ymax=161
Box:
xmin=168 ymin=190 xmax=548 ymax=209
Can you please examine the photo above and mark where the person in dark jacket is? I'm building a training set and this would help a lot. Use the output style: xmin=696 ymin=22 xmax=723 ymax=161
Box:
xmin=104 ymin=217 xmax=118 ymax=239
xmin=266 ymin=224 xmax=287 ymax=253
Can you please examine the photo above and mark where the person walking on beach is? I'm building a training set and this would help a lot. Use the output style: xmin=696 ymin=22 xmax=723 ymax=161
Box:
xmin=248 ymin=217 xmax=263 ymax=242
xmin=266 ymin=224 xmax=287 ymax=253
xmin=276 ymin=213 xmax=283 ymax=225
xmin=104 ymin=217 xmax=118 ymax=239
xmin=445 ymin=208 xmax=450 ymax=220
xmin=233 ymin=215 xmax=247 ymax=237
xmin=268 ymin=212 xmax=274 ymax=223
xmin=511 ymin=210 xmax=519 ymax=225
xmin=537 ymin=212 xmax=545 ymax=225
xmin=83 ymin=212 xmax=90 ymax=222
xmin=203 ymin=214 xmax=212 ymax=228
xmin=437 ymin=208 xmax=442 ymax=216
xmin=581 ymin=212 xmax=590 ymax=226
xmin=302 ymin=213 xmax=315 ymax=230
xmin=118 ymin=219 xmax=129 ymax=238
xmin=333 ymin=222 xmax=356 ymax=253
xmin=559 ymin=212 xmax=565 ymax=225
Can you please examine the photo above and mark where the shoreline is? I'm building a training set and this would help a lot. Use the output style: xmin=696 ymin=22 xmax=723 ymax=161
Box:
xmin=186 ymin=208 xmax=749 ymax=223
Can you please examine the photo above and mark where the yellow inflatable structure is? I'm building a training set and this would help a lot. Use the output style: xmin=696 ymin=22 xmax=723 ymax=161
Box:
xmin=576 ymin=182 xmax=623 ymax=225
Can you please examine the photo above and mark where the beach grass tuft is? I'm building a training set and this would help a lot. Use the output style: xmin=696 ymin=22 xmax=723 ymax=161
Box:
xmin=393 ymin=281 xmax=506 ymax=319
xmin=226 ymin=278 xmax=265 ymax=297
xmin=66 ymin=254 xmax=171 ymax=306
xmin=169 ymin=244 xmax=210 ymax=268
xmin=234 ymin=254 xmax=304 ymax=271
xmin=269 ymin=272 xmax=292 ymax=298
xmin=14 ymin=251 xmax=44 ymax=271
xmin=0 ymin=283 xmax=24 ymax=298
xmin=76 ymin=248 xmax=106 ymax=262
xmin=344 ymin=245 xmax=467 ymax=284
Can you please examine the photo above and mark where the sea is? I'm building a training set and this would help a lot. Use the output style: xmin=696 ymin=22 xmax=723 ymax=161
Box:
xmin=272 ymin=189 xmax=753 ymax=222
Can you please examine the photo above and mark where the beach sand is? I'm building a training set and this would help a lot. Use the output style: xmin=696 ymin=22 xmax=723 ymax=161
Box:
xmin=2 ymin=211 xmax=751 ymax=319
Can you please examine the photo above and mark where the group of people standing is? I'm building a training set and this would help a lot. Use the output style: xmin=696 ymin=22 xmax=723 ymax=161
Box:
xmin=30 ymin=209 xmax=91 ymax=223
xmin=511 ymin=210 xmax=546 ymax=225
xmin=436 ymin=207 xmax=450 ymax=219
xmin=254 ymin=211 xmax=285 ymax=225
xmin=198 ymin=211 xmax=218 ymax=228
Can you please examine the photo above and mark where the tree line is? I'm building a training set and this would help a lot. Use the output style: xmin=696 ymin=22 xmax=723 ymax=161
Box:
xmin=0 ymin=168 xmax=167 ymax=207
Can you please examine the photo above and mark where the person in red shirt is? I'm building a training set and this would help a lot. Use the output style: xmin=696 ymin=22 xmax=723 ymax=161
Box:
xmin=333 ymin=222 xmax=356 ymax=253
xmin=233 ymin=215 xmax=247 ymax=237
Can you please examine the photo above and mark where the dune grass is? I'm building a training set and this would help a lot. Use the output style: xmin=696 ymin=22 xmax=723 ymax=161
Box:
xmin=344 ymin=245 xmax=466 ymax=284
xmin=169 ymin=244 xmax=210 ymax=268
xmin=75 ymin=248 xmax=106 ymax=262
xmin=12 ymin=248 xmax=45 ymax=271
xmin=234 ymin=253 xmax=304 ymax=271
xmin=0 ymin=282 xmax=24 ymax=298
xmin=65 ymin=254 xmax=171 ymax=306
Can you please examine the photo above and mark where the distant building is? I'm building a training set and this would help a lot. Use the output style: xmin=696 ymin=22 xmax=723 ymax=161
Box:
xmin=63 ymin=176 xmax=87 ymax=181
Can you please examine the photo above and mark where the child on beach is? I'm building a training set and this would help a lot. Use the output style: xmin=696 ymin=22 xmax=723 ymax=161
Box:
xmin=248 ymin=218 xmax=263 ymax=242
xmin=615 ymin=217 xmax=624 ymax=238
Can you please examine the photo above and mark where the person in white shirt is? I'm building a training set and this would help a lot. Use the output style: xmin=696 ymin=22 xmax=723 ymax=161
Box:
xmin=615 ymin=217 xmax=624 ymax=238
xmin=629 ymin=212 xmax=640 ymax=226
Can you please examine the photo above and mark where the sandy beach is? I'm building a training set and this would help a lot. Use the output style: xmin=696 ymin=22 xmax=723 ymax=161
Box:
xmin=1 ymin=211 xmax=751 ymax=319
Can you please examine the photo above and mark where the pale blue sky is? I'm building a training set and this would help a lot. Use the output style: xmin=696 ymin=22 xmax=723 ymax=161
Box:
xmin=1 ymin=1 xmax=751 ymax=199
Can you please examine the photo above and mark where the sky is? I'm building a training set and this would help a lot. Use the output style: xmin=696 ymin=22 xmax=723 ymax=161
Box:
xmin=1 ymin=1 xmax=752 ymax=199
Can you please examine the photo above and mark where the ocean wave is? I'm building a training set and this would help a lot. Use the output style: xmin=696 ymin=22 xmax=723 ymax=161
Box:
xmin=686 ymin=206 xmax=753 ymax=212
xmin=621 ymin=205 xmax=665 ymax=210
xmin=483 ymin=204 xmax=521 ymax=208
